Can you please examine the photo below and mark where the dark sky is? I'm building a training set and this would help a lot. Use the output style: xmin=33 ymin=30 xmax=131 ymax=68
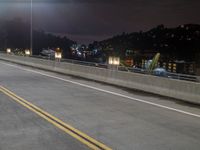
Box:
xmin=0 ymin=0 xmax=200 ymax=44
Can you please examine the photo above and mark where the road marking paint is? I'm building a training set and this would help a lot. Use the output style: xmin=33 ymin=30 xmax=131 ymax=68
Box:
xmin=1 ymin=62 xmax=200 ymax=118
xmin=0 ymin=85 xmax=112 ymax=150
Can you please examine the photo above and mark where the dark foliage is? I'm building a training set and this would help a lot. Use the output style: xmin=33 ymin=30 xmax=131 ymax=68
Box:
xmin=90 ymin=24 xmax=200 ymax=62
xmin=0 ymin=18 xmax=75 ymax=58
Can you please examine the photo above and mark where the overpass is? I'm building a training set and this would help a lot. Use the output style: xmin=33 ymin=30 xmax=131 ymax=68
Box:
xmin=0 ymin=53 xmax=200 ymax=150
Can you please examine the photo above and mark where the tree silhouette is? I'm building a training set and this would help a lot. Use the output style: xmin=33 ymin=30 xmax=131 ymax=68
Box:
xmin=0 ymin=18 xmax=75 ymax=58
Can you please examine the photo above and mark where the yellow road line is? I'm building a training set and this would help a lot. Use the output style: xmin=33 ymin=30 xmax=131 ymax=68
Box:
xmin=0 ymin=85 xmax=112 ymax=150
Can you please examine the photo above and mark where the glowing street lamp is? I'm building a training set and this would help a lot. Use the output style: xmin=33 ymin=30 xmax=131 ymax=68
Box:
xmin=25 ymin=49 xmax=31 ymax=56
xmin=6 ymin=48 xmax=11 ymax=54
xmin=55 ymin=52 xmax=62 ymax=59
xmin=108 ymin=56 xmax=120 ymax=70
xmin=109 ymin=56 xmax=120 ymax=65
xmin=55 ymin=48 xmax=62 ymax=61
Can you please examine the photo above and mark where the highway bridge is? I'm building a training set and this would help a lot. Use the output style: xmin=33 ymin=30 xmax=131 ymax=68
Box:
xmin=0 ymin=57 xmax=200 ymax=150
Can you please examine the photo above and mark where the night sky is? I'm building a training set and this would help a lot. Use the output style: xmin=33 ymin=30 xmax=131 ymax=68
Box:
xmin=0 ymin=0 xmax=200 ymax=44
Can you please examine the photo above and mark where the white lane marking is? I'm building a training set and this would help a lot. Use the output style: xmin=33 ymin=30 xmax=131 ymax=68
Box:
xmin=1 ymin=62 xmax=200 ymax=118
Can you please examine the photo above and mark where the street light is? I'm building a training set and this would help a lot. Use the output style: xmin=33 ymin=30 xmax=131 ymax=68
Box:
xmin=30 ymin=0 xmax=33 ymax=54
xmin=108 ymin=56 xmax=120 ymax=70
xmin=25 ymin=49 xmax=31 ymax=56
xmin=109 ymin=56 xmax=120 ymax=65
xmin=55 ymin=52 xmax=62 ymax=59
xmin=6 ymin=48 xmax=11 ymax=54
xmin=55 ymin=48 xmax=62 ymax=61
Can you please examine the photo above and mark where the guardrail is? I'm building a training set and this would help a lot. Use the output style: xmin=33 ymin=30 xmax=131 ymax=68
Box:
xmin=31 ymin=55 xmax=108 ymax=69
xmin=126 ymin=67 xmax=199 ymax=82
xmin=31 ymin=55 xmax=199 ymax=82
xmin=1 ymin=51 xmax=199 ymax=82
xmin=0 ymin=52 xmax=200 ymax=104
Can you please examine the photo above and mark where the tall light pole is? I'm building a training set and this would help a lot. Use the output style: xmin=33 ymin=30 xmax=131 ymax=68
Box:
xmin=30 ymin=0 xmax=33 ymax=54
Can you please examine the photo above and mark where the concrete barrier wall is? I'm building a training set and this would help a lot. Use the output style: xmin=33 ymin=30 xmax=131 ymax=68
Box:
xmin=196 ymin=68 xmax=200 ymax=76
xmin=0 ymin=53 xmax=200 ymax=104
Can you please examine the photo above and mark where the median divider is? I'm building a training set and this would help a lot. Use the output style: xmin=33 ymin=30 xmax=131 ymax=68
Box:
xmin=0 ymin=53 xmax=200 ymax=105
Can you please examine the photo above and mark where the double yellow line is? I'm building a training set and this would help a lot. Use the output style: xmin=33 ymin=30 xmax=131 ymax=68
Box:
xmin=0 ymin=86 xmax=112 ymax=150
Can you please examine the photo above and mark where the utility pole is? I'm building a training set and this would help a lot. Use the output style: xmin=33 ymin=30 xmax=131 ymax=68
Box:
xmin=30 ymin=0 xmax=33 ymax=54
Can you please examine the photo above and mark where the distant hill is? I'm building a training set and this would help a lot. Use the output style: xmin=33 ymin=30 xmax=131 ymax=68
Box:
xmin=90 ymin=24 xmax=200 ymax=62
xmin=0 ymin=18 xmax=75 ymax=58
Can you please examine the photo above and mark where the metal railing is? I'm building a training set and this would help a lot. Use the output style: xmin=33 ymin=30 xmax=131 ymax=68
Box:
xmin=1 ymin=51 xmax=199 ymax=83
xmin=127 ymin=67 xmax=199 ymax=82
xmin=30 ymin=55 xmax=108 ymax=68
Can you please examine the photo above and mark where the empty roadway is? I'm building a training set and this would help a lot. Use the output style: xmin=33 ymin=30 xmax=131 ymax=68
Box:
xmin=0 ymin=60 xmax=200 ymax=150
xmin=0 ymin=92 xmax=90 ymax=150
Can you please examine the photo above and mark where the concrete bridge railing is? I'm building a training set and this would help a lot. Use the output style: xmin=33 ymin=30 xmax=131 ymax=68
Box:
xmin=0 ymin=53 xmax=200 ymax=104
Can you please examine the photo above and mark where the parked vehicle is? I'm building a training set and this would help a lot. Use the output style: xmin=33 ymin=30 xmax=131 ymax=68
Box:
xmin=153 ymin=67 xmax=168 ymax=77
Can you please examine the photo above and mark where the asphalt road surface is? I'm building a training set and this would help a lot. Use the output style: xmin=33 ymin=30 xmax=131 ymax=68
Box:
xmin=0 ymin=92 xmax=90 ymax=150
xmin=0 ymin=60 xmax=200 ymax=150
